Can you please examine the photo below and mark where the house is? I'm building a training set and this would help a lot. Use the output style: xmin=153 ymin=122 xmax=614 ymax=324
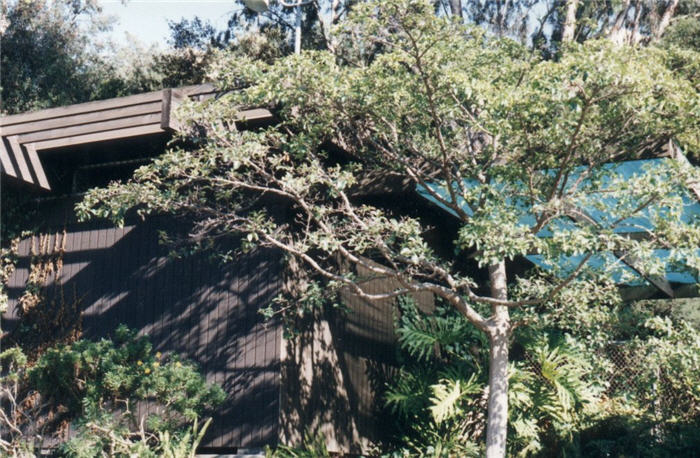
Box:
xmin=0 ymin=86 xmax=421 ymax=455
xmin=2 ymin=86 xmax=698 ymax=455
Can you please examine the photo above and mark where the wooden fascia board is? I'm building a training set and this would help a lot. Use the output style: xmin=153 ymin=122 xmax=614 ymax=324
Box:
xmin=32 ymin=124 xmax=166 ymax=151
xmin=17 ymin=113 xmax=162 ymax=144
xmin=0 ymin=90 xmax=165 ymax=127
xmin=163 ymin=90 xmax=273 ymax=131
xmin=0 ymin=83 xmax=271 ymax=191
xmin=0 ymin=101 xmax=162 ymax=137
xmin=0 ymin=85 xmax=213 ymax=130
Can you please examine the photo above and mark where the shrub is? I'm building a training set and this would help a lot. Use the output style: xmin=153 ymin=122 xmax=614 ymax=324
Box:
xmin=384 ymin=297 xmax=700 ymax=457
xmin=1 ymin=325 xmax=225 ymax=457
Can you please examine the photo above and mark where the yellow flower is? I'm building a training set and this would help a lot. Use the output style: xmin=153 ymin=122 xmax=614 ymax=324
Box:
xmin=137 ymin=361 xmax=143 ymax=366
xmin=153 ymin=362 xmax=160 ymax=368
xmin=175 ymin=362 xmax=182 ymax=367
xmin=144 ymin=368 xmax=151 ymax=374
xmin=155 ymin=352 xmax=162 ymax=359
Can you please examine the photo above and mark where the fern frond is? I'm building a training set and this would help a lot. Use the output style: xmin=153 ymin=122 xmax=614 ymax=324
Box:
xmin=385 ymin=368 xmax=432 ymax=418
xmin=397 ymin=325 xmax=440 ymax=361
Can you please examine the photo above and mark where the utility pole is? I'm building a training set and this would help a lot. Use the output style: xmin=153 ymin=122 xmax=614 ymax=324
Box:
xmin=243 ymin=0 xmax=312 ymax=54
xmin=291 ymin=1 xmax=303 ymax=54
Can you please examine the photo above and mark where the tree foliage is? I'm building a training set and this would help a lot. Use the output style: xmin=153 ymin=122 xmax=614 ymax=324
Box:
xmin=80 ymin=1 xmax=700 ymax=306
xmin=76 ymin=1 xmax=700 ymax=454
xmin=0 ymin=0 xmax=118 ymax=114
xmin=385 ymin=296 xmax=700 ymax=457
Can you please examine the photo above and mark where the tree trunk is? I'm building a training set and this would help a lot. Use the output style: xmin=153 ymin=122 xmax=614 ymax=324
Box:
xmin=449 ymin=0 xmax=462 ymax=18
xmin=654 ymin=0 xmax=680 ymax=40
xmin=608 ymin=0 xmax=632 ymax=45
xmin=629 ymin=0 xmax=644 ymax=45
xmin=561 ymin=0 xmax=579 ymax=42
xmin=485 ymin=261 xmax=510 ymax=458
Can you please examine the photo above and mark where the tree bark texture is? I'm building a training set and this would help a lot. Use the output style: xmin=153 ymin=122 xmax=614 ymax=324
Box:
xmin=561 ymin=0 xmax=579 ymax=42
xmin=608 ymin=0 xmax=632 ymax=44
xmin=449 ymin=0 xmax=462 ymax=18
xmin=655 ymin=0 xmax=680 ymax=39
xmin=485 ymin=261 xmax=510 ymax=458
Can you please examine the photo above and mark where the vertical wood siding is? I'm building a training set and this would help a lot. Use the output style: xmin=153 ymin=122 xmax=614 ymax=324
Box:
xmin=3 ymin=209 xmax=283 ymax=450
xmin=280 ymin=263 xmax=434 ymax=454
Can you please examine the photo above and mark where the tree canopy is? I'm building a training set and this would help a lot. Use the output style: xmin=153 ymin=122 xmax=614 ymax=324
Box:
xmin=77 ymin=1 xmax=700 ymax=455
xmin=0 ymin=0 xmax=115 ymax=114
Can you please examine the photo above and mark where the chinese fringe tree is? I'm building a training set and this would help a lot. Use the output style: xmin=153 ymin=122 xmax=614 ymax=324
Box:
xmin=77 ymin=1 xmax=700 ymax=456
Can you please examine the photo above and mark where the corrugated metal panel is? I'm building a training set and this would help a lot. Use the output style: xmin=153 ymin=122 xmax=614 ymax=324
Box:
xmin=3 ymin=211 xmax=283 ymax=449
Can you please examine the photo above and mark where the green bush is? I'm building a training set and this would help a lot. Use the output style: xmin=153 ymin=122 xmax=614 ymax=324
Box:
xmin=1 ymin=325 xmax=225 ymax=457
xmin=266 ymin=431 xmax=330 ymax=458
xmin=383 ymin=297 xmax=700 ymax=457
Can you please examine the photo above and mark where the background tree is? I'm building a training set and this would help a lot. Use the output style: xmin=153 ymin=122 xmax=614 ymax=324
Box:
xmin=448 ymin=0 xmax=463 ymax=17
xmin=554 ymin=0 xmax=700 ymax=50
xmin=438 ymin=0 xmax=699 ymax=54
xmin=225 ymin=0 xmax=358 ymax=52
xmin=0 ymin=0 xmax=117 ymax=114
xmin=77 ymin=1 xmax=700 ymax=456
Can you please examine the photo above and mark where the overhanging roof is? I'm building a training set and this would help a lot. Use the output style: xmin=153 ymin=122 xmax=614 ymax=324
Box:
xmin=0 ymin=84 xmax=272 ymax=191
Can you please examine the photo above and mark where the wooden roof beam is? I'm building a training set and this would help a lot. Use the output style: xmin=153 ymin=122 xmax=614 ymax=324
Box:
xmin=0 ymin=101 xmax=163 ymax=137
xmin=7 ymin=136 xmax=33 ymax=184
xmin=163 ymin=87 xmax=274 ymax=131
xmin=0 ymin=90 xmax=165 ymax=127
xmin=0 ymin=140 xmax=18 ymax=178
xmin=615 ymin=251 xmax=675 ymax=298
xmin=24 ymin=143 xmax=50 ymax=190
xmin=32 ymin=124 xmax=166 ymax=151
xmin=0 ymin=137 xmax=50 ymax=190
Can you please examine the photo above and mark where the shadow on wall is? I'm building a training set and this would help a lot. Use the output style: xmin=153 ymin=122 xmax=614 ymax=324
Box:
xmin=4 ymin=215 xmax=284 ymax=449
xmin=280 ymin=269 xmax=434 ymax=455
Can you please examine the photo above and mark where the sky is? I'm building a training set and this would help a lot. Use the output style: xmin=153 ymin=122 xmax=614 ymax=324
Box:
xmin=101 ymin=0 xmax=241 ymax=47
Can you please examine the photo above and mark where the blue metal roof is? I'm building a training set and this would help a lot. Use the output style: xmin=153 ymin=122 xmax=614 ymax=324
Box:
xmin=524 ymin=250 xmax=698 ymax=285
xmin=417 ymin=158 xmax=700 ymax=285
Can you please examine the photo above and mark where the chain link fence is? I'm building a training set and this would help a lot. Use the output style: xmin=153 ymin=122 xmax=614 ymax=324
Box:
xmin=603 ymin=343 xmax=698 ymax=423
xmin=523 ymin=341 xmax=698 ymax=424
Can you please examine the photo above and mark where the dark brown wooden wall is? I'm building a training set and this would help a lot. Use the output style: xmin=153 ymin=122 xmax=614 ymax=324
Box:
xmin=280 ymin=263 xmax=434 ymax=454
xmin=3 ymin=201 xmax=283 ymax=450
